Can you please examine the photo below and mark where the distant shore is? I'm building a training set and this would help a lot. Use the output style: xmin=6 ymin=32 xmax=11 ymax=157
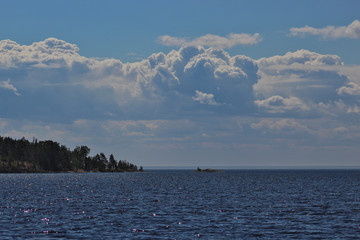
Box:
xmin=0 ymin=135 xmax=142 ymax=173
xmin=0 ymin=168 xmax=143 ymax=174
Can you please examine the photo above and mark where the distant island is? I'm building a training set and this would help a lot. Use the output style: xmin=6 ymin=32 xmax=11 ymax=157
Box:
xmin=195 ymin=167 xmax=221 ymax=172
xmin=0 ymin=135 xmax=142 ymax=173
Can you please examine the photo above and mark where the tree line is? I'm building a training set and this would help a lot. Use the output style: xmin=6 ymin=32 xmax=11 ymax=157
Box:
xmin=0 ymin=135 xmax=142 ymax=173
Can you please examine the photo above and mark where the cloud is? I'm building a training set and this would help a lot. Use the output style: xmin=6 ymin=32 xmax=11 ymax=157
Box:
xmin=289 ymin=19 xmax=360 ymax=39
xmin=0 ymin=79 xmax=20 ymax=96
xmin=338 ymin=82 xmax=360 ymax=96
xmin=255 ymin=96 xmax=309 ymax=113
xmin=2 ymin=38 xmax=359 ymax=121
xmin=192 ymin=90 xmax=221 ymax=106
xmin=156 ymin=35 xmax=187 ymax=47
xmin=0 ymin=38 xmax=81 ymax=68
xmin=257 ymin=49 xmax=343 ymax=67
xmin=347 ymin=105 xmax=360 ymax=114
xmin=315 ymin=100 xmax=360 ymax=116
xmin=157 ymin=33 xmax=262 ymax=48
xmin=1 ymin=38 xmax=360 ymax=166
xmin=0 ymin=38 xmax=260 ymax=121
xmin=334 ymin=126 xmax=348 ymax=133
xmin=253 ymin=49 xmax=357 ymax=116
xmin=2 ymin=38 xmax=359 ymax=122
xmin=251 ymin=118 xmax=312 ymax=135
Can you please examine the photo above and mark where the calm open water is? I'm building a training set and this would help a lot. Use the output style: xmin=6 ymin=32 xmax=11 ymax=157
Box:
xmin=1 ymin=170 xmax=360 ymax=239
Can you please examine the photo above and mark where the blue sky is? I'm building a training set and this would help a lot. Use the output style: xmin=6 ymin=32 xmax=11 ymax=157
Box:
xmin=1 ymin=1 xmax=360 ymax=167
xmin=2 ymin=0 xmax=360 ymax=63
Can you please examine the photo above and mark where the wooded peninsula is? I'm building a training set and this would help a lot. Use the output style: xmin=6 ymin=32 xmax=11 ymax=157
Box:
xmin=0 ymin=135 xmax=142 ymax=173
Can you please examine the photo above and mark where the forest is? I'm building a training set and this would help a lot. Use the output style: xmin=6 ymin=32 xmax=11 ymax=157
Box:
xmin=0 ymin=135 xmax=142 ymax=173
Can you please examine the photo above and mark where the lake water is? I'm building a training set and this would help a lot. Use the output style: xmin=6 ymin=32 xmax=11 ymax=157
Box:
xmin=1 ymin=170 xmax=360 ymax=239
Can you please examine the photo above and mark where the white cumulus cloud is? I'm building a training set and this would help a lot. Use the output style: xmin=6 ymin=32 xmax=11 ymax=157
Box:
xmin=0 ymin=38 xmax=259 ymax=120
xmin=254 ymin=49 xmax=357 ymax=116
xmin=156 ymin=35 xmax=187 ymax=47
xmin=257 ymin=49 xmax=343 ymax=67
xmin=2 ymin=38 xmax=359 ymax=122
xmin=338 ymin=82 xmax=360 ymax=96
xmin=289 ymin=19 xmax=360 ymax=39
xmin=255 ymin=96 xmax=309 ymax=113
xmin=192 ymin=90 xmax=221 ymax=106
xmin=157 ymin=33 xmax=262 ymax=48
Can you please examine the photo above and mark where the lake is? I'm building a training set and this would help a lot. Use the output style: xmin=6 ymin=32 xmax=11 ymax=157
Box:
xmin=1 ymin=170 xmax=360 ymax=239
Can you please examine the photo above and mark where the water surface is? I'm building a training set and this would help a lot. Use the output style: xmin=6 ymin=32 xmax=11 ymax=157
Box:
xmin=1 ymin=170 xmax=360 ymax=239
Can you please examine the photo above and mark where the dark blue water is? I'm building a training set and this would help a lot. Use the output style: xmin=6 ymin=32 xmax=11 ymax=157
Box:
xmin=1 ymin=170 xmax=360 ymax=239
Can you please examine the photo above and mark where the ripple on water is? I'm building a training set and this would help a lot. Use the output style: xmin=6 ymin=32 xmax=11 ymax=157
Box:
xmin=0 ymin=170 xmax=360 ymax=239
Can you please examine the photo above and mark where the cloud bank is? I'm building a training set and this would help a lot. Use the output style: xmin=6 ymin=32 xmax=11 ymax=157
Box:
xmin=254 ymin=49 xmax=360 ymax=117
xmin=289 ymin=19 xmax=360 ymax=39
xmin=1 ymin=38 xmax=359 ymax=121
xmin=0 ymin=39 xmax=261 ymax=121
xmin=1 ymin=38 xmax=360 ymax=166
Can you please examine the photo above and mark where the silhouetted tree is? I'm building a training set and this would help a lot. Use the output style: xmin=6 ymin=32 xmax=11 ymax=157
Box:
xmin=0 ymin=135 xmax=140 ymax=173
xmin=109 ymin=154 xmax=117 ymax=171
xmin=72 ymin=146 xmax=90 ymax=170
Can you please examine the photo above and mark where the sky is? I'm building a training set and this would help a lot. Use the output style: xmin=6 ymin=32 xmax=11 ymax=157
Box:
xmin=1 ymin=0 xmax=360 ymax=168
